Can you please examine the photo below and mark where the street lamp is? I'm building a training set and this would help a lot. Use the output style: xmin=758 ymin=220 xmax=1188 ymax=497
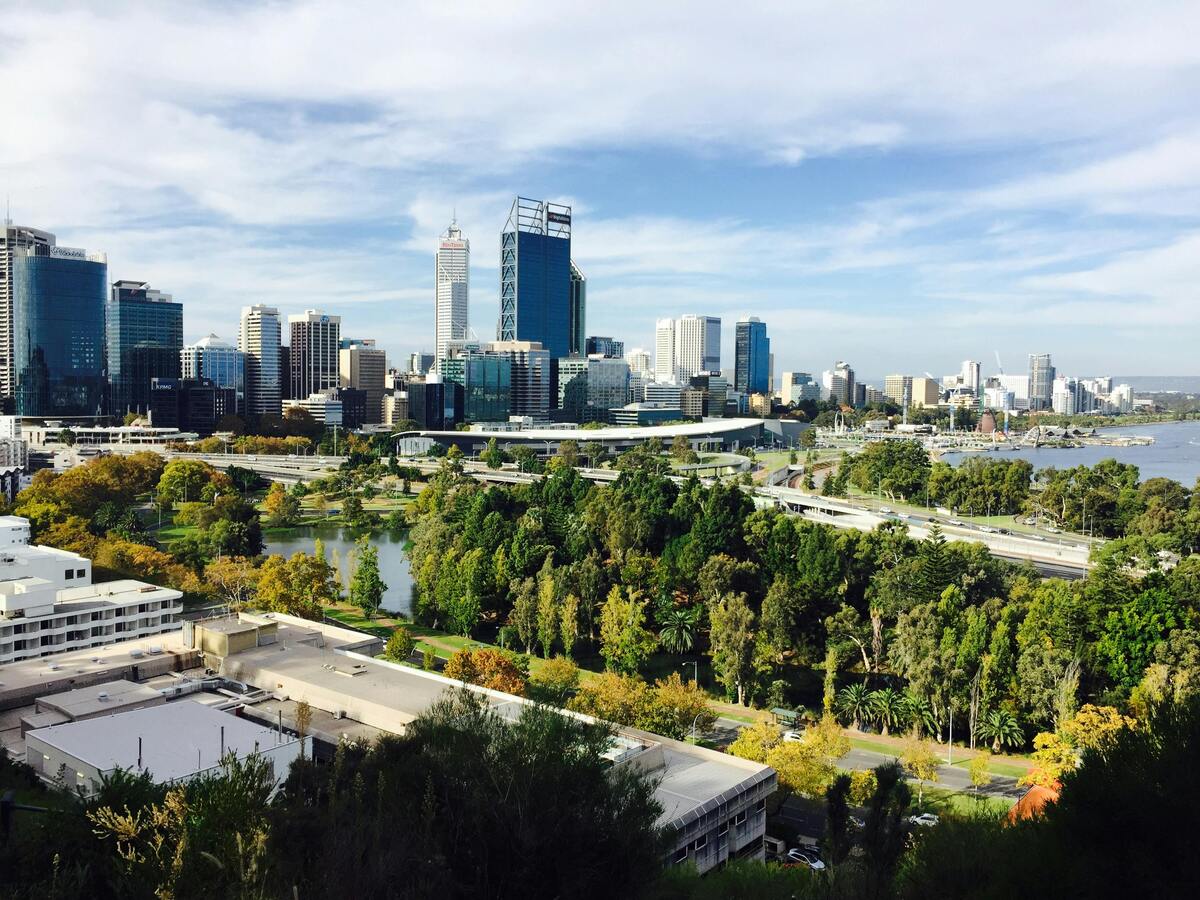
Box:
xmin=690 ymin=711 xmax=706 ymax=744
xmin=683 ymin=660 xmax=698 ymax=684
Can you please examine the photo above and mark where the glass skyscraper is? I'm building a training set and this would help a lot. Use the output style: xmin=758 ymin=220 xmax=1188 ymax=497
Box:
xmin=441 ymin=351 xmax=512 ymax=422
xmin=181 ymin=334 xmax=245 ymax=412
xmin=568 ymin=261 xmax=586 ymax=356
xmin=107 ymin=280 xmax=183 ymax=417
xmin=498 ymin=197 xmax=572 ymax=359
xmin=12 ymin=245 xmax=107 ymax=417
xmin=734 ymin=317 xmax=769 ymax=395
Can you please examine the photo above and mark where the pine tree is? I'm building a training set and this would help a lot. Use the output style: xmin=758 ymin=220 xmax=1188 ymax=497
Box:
xmin=348 ymin=538 xmax=387 ymax=619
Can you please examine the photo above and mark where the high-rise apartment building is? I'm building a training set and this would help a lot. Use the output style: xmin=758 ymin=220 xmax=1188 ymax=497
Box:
xmin=181 ymin=335 xmax=245 ymax=414
xmin=569 ymin=262 xmax=586 ymax=356
xmin=339 ymin=339 xmax=387 ymax=424
xmin=288 ymin=310 xmax=341 ymax=401
xmin=0 ymin=222 xmax=56 ymax=400
xmin=821 ymin=361 xmax=856 ymax=407
xmin=734 ymin=317 xmax=769 ymax=395
xmin=675 ymin=315 xmax=721 ymax=381
xmin=780 ymin=372 xmax=820 ymax=405
xmin=627 ymin=348 xmax=651 ymax=375
xmin=1029 ymin=353 xmax=1055 ymax=411
xmin=654 ymin=319 xmax=676 ymax=382
xmin=238 ymin=305 xmax=282 ymax=418
xmin=883 ymin=374 xmax=913 ymax=406
xmin=961 ymin=360 xmax=981 ymax=394
xmin=12 ymin=245 xmax=107 ymax=417
xmin=107 ymin=281 xmax=183 ymax=417
xmin=434 ymin=220 xmax=469 ymax=369
xmin=498 ymin=197 xmax=572 ymax=359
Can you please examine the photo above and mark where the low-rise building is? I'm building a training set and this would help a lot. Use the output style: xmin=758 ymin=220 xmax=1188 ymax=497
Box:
xmin=282 ymin=391 xmax=343 ymax=426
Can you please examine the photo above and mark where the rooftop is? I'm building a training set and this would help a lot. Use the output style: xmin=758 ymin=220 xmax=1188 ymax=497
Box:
xmin=401 ymin=417 xmax=766 ymax=443
xmin=35 ymin=679 xmax=162 ymax=720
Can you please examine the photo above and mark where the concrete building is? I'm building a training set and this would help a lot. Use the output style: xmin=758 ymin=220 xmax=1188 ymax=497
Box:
xmin=645 ymin=382 xmax=683 ymax=407
xmin=434 ymin=220 xmax=470 ymax=368
xmin=0 ymin=223 xmax=57 ymax=400
xmin=961 ymin=360 xmax=981 ymax=394
xmin=654 ymin=318 xmax=677 ymax=383
xmin=626 ymin=348 xmax=651 ymax=376
xmin=821 ymin=361 xmax=855 ymax=407
xmin=910 ymin=376 xmax=941 ymax=408
xmin=996 ymin=374 xmax=1031 ymax=410
xmin=406 ymin=375 xmax=463 ymax=431
xmin=675 ymin=315 xmax=721 ymax=381
xmin=289 ymin=310 xmax=341 ymax=400
xmin=339 ymin=339 xmax=387 ymax=424
xmin=238 ymin=305 xmax=282 ymax=418
xmin=0 ymin=416 xmax=28 ymax=469
xmin=556 ymin=355 xmax=630 ymax=423
xmin=181 ymin=335 xmax=245 ymax=414
xmin=1029 ymin=353 xmax=1055 ymax=411
xmin=149 ymin=378 xmax=237 ymax=435
xmin=883 ymin=374 xmax=912 ymax=406
xmin=609 ymin=404 xmax=683 ymax=426
xmin=408 ymin=352 xmax=435 ymax=376
xmin=585 ymin=336 xmax=624 ymax=359
xmin=282 ymin=390 xmax=343 ymax=426
xmin=779 ymin=372 xmax=820 ymax=405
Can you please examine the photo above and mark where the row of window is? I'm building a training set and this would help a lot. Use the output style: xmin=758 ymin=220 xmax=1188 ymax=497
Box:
xmin=670 ymin=800 xmax=766 ymax=865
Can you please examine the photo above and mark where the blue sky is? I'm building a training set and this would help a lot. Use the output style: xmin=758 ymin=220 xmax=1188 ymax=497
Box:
xmin=2 ymin=1 xmax=1199 ymax=380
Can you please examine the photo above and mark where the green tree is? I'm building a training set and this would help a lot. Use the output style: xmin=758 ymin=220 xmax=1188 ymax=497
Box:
xmin=508 ymin=577 xmax=538 ymax=655
xmin=708 ymin=593 xmax=760 ymax=706
xmin=900 ymin=738 xmax=940 ymax=808
xmin=348 ymin=538 xmax=387 ymax=618
xmin=657 ymin=605 xmax=700 ymax=655
xmin=598 ymin=587 xmax=658 ymax=674
xmin=868 ymin=687 xmax=908 ymax=736
xmin=975 ymin=708 xmax=1023 ymax=752
xmin=383 ymin=627 xmax=415 ymax=663
xmin=838 ymin=681 xmax=871 ymax=731
xmin=156 ymin=459 xmax=214 ymax=506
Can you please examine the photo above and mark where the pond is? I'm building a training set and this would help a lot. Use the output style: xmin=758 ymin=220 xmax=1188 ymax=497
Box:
xmin=262 ymin=525 xmax=414 ymax=615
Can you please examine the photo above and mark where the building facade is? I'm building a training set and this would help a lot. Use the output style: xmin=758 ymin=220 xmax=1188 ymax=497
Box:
xmin=0 ymin=223 xmax=56 ymax=401
xmin=434 ymin=220 xmax=469 ymax=369
xmin=883 ymin=374 xmax=913 ymax=406
xmin=339 ymin=340 xmax=387 ymax=424
xmin=289 ymin=310 xmax=341 ymax=400
xmin=441 ymin=351 xmax=512 ymax=423
xmin=585 ymin=336 xmax=623 ymax=359
xmin=654 ymin=319 xmax=677 ymax=383
xmin=238 ymin=305 xmax=282 ymax=419
xmin=181 ymin=335 xmax=245 ymax=414
xmin=487 ymin=340 xmax=551 ymax=419
xmin=12 ymin=245 xmax=107 ymax=418
xmin=568 ymin=261 xmax=587 ymax=356
xmin=498 ymin=197 xmax=573 ymax=359
xmin=556 ymin=355 xmax=630 ymax=423
xmin=406 ymin=376 xmax=463 ymax=431
xmin=149 ymin=378 xmax=237 ymax=435
xmin=107 ymin=281 xmax=183 ymax=417
xmin=734 ymin=317 xmax=769 ymax=395
xmin=675 ymin=315 xmax=721 ymax=381
xmin=1029 ymin=353 xmax=1055 ymax=411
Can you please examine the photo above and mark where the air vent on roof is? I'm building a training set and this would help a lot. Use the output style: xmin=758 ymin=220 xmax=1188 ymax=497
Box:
xmin=97 ymin=692 xmax=109 ymax=701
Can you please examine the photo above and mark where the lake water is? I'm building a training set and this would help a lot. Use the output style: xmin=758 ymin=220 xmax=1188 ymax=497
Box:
xmin=941 ymin=420 xmax=1200 ymax=484
xmin=262 ymin=526 xmax=414 ymax=615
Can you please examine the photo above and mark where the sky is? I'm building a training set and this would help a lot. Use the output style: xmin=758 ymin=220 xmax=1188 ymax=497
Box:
xmin=2 ymin=1 xmax=1198 ymax=381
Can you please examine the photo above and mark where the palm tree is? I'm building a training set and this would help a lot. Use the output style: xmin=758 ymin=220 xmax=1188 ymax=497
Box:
xmin=837 ymin=682 xmax=871 ymax=731
xmin=976 ymin=709 xmax=1023 ymax=752
xmin=658 ymin=606 xmax=700 ymax=655
xmin=903 ymin=691 xmax=937 ymax=738
xmin=868 ymin=687 xmax=908 ymax=737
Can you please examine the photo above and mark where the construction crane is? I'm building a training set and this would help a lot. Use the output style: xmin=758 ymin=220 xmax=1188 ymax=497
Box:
xmin=994 ymin=351 xmax=1004 ymax=375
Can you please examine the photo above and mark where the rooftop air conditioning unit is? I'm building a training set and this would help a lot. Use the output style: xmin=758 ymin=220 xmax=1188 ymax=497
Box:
xmin=97 ymin=692 xmax=109 ymax=701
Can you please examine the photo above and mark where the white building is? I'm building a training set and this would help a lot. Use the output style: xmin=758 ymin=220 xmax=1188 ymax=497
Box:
xmin=435 ymin=220 xmax=470 ymax=368
xmin=996 ymin=374 xmax=1031 ymax=410
xmin=984 ymin=387 xmax=1015 ymax=411
xmin=288 ymin=310 xmax=341 ymax=400
xmin=626 ymin=348 xmax=652 ymax=376
xmin=0 ymin=527 xmax=183 ymax=664
xmin=675 ymin=315 xmax=721 ymax=381
xmin=961 ymin=360 xmax=981 ymax=393
xmin=238 ymin=305 xmax=282 ymax=418
xmin=0 ymin=415 xmax=27 ymax=468
xmin=1109 ymin=383 xmax=1134 ymax=413
xmin=821 ymin=361 xmax=855 ymax=406
xmin=654 ymin=318 xmax=676 ymax=383
xmin=282 ymin=391 xmax=343 ymax=426
xmin=779 ymin=372 xmax=821 ymax=405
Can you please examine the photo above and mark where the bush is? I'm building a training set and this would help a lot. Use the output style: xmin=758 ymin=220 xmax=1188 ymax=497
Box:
xmin=444 ymin=648 xmax=527 ymax=696
xmin=422 ymin=647 xmax=436 ymax=670
xmin=530 ymin=657 xmax=580 ymax=703
xmin=383 ymin=627 xmax=415 ymax=663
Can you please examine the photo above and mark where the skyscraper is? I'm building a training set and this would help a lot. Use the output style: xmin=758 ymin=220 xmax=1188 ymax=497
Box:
xmin=1028 ymin=353 xmax=1055 ymax=411
xmin=181 ymin=335 xmax=245 ymax=413
xmin=107 ymin=280 xmax=183 ymax=417
xmin=961 ymin=360 xmax=981 ymax=393
xmin=11 ymin=245 xmax=107 ymax=417
xmin=626 ymin=348 xmax=651 ymax=376
xmin=654 ymin=318 xmax=676 ymax=382
xmin=238 ymin=305 xmax=282 ymax=418
xmin=498 ymin=197 xmax=572 ymax=359
xmin=435 ymin=220 xmax=469 ymax=369
xmin=821 ymin=360 xmax=856 ymax=407
xmin=675 ymin=315 xmax=721 ymax=380
xmin=0 ymin=222 xmax=56 ymax=400
xmin=568 ymin=261 xmax=586 ymax=356
xmin=339 ymin=339 xmax=387 ymax=424
xmin=734 ymin=317 xmax=769 ymax=395
xmin=487 ymin=340 xmax=551 ymax=419
xmin=288 ymin=310 xmax=341 ymax=400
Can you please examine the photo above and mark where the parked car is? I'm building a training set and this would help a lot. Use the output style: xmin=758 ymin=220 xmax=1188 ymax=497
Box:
xmin=978 ymin=525 xmax=996 ymax=533
xmin=787 ymin=847 xmax=827 ymax=870
xmin=782 ymin=730 xmax=804 ymax=742
xmin=907 ymin=813 xmax=940 ymax=827
xmin=879 ymin=506 xmax=893 ymax=514
xmin=849 ymin=815 xmax=866 ymax=829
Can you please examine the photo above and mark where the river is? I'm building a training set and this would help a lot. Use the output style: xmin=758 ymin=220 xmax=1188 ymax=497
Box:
xmin=940 ymin=420 xmax=1200 ymax=484
xmin=262 ymin=526 xmax=414 ymax=615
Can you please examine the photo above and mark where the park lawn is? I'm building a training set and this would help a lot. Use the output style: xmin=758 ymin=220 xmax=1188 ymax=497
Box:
xmin=950 ymin=757 xmax=1029 ymax=779
xmin=153 ymin=522 xmax=201 ymax=543
xmin=849 ymin=736 xmax=903 ymax=756
xmin=918 ymin=786 xmax=1015 ymax=815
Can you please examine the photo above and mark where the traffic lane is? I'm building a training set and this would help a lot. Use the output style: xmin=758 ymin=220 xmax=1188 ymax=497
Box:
xmin=835 ymin=746 xmax=1023 ymax=799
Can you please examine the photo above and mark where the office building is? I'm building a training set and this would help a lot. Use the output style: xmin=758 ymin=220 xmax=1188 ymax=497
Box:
xmin=557 ymin=355 xmax=630 ymax=423
xmin=779 ymin=372 xmax=820 ymax=405
xmin=684 ymin=373 xmax=729 ymax=418
xmin=645 ymin=382 xmax=683 ymax=407
xmin=654 ymin=319 xmax=677 ymax=382
xmin=440 ymin=351 xmax=512 ymax=423
xmin=996 ymin=374 xmax=1031 ymax=409
xmin=498 ymin=197 xmax=572 ymax=359
xmin=569 ymin=262 xmax=586 ymax=356
xmin=487 ymin=340 xmax=551 ymax=419
xmin=382 ymin=391 xmax=409 ymax=427
xmin=238 ymin=305 xmax=282 ymax=419
xmin=12 ymin=245 xmax=107 ymax=418
xmin=408 ymin=352 xmax=435 ymax=375
xmin=1 ymin=223 xmax=56 ymax=400
xmin=627 ymin=348 xmax=651 ymax=376
xmin=961 ymin=360 xmax=981 ymax=394
xmin=821 ymin=361 xmax=855 ymax=407
xmin=107 ymin=281 xmax=183 ymax=417
xmin=339 ymin=339 xmax=387 ymax=424
xmin=279 ymin=346 xmax=291 ymax=401
xmin=330 ymin=387 xmax=367 ymax=429
xmin=289 ymin=310 xmax=341 ymax=400
xmin=181 ymin=335 xmax=245 ymax=414
xmin=585 ymin=336 xmax=624 ymax=359
xmin=149 ymin=378 xmax=237 ymax=435
xmin=910 ymin=376 xmax=940 ymax=408
xmin=675 ymin=315 xmax=721 ymax=381
xmin=434 ymin=220 xmax=470 ymax=368
xmin=734 ymin=317 xmax=769 ymax=395
xmin=406 ymin=375 xmax=463 ymax=431
xmin=984 ymin=387 xmax=1015 ymax=411
xmin=1029 ymin=353 xmax=1055 ymax=411
xmin=609 ymin=404 xmax=683 ymax=427
xmin=282 ymin=390 xmax=343 ymax=426
xmin=883 ymin=374 xmax=913 ymax=406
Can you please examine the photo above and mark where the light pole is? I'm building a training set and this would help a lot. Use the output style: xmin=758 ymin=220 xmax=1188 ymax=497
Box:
xmin=690 ymin=711 xmax=705 ymax=744
xmin=684 ymin=660 xmax=698 ymax=684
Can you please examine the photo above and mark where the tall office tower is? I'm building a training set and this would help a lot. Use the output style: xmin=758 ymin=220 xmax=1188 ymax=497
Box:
xmin=0 ymin=222 xmax=56 ymax=400
xmin=11 ymin=245 xmax=107 ymax=417
xmin=339 ymin=338 xmax=387 ymax=424
xmin=434 ymin=220 xmax=469 ymax=368
xmin=238 ymin=304 xmax=282 ymax=418
xmin=626 ymin=347 xmax=651 ymax=375
xmin=585 ymin=336 xmax=624 ymax=359
xmin=675 ymin=315 xmax=721 ymax=380
xmin=487 ymin=340 xmax=551 ymax=419
xmin=568 ymin=261 xmax=587 ymax=356
xmin=883 ymin=374 xmax=913 ymax=406
xmin=106 ymin=280 xmax=183 ymax=417
xmin=181 ymin=335 xmax=245 ymax=413
xmin=1028 ymin=353 xmax=1055 ymax=411
xmin=961 ymin=360 xmax=981 ymax=393
xmin=734 ymin=317 xmax=769 ymax=394
xmin=288 ymin=309 xmax=341 ymax=400
xmin=498 ymin=197 xmax=572 ymax=358
xmin=408 ymin=352 xmax=435 ymax=375
xmin=654 ymin=319 xmax=676 ymax=382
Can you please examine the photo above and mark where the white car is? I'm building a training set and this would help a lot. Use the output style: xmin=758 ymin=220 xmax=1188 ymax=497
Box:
xmin=897 ymin=512 xmax=911 ymax=519
xmin=948 ymin=518 xmax=966 ymax=527
xmin=786 ymin=848 xmax=826 ymax=870
xmin=782 ymin=730 xmax=804 ymax=742
xmin=879 ymin=506 xmax=893 ymax=514
xmin=908 ymin=813 xmax=940 ymax=827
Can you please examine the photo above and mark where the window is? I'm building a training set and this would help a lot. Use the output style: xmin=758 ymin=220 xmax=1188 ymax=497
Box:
xmin=717 ymin=822 xmax=729 ymax=837
xmin=732 ymin=811 xmax=747 ymax=827
xmin=755 ymin=798 xmax=766 ymax=812
xmin=64 ymin=569 xmax=74 ymax=580
xmin=76 ymin=569 xmax=85 ymax=578
xmin=672 ymin=847 xmax=688 ymax=864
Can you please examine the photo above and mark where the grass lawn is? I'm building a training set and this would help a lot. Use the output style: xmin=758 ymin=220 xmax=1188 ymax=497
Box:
xmin=918 ymin=786 xmax=1014 ymax=815
xmin=950 ymin=757 xmax=1029 ymax=779
xmin=849 ymin=736 xmax=904 ymax=756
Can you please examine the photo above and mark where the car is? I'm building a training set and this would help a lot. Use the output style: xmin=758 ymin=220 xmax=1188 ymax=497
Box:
xmin=782 ymin=730 xmax=804 ymax=742
xmin=897 ymin=512 xmax=911 ymax=519
xmin=1030 ymin=534 xmax=1046 ymax=541
xmin=997 ymin=527 xmax=1011 ymax=535
xmin=849 ymin=815 xmax=866 ymax=829
xmin=787 ymin=848 xmax=827 ymax=870
xmin=908 ymin=813 xmax=940 ymax=827
xmin=879 ymin=506 xmax=893 ymax=514
xmin=1045 ymin=526 xmax=1062 ymax=534
xmin=948 ymin=518 xmax=966 ymax=527
xmin=978 ymin=525 xmax=996 ymax=533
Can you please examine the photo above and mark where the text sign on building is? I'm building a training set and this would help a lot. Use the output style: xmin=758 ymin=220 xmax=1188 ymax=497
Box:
xmin=546 ymin=211 xmax=571 ymax=225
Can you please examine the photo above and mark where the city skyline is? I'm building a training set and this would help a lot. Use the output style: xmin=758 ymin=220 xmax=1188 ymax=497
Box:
xmin=2 ymin=3 xmax=1199 ymax=376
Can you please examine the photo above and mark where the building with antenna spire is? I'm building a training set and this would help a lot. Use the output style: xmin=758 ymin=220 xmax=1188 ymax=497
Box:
xmin=435 ymin=218 xmax=469 ymax=369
